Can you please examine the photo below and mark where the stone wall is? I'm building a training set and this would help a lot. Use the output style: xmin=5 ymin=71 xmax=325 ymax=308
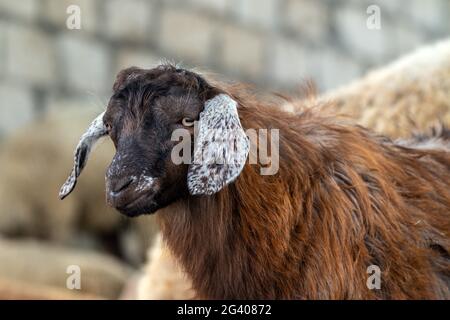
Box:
xmin=0 ymin=0 xmax=449 ymax=137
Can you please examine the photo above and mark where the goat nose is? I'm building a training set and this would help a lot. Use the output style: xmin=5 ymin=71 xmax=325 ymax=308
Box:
xmin=109 ymin=176 xmax=135 ymax=196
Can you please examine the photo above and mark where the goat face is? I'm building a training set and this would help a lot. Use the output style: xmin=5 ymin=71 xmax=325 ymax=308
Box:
xmin=59 ymin=65 xmax=249 ymax=217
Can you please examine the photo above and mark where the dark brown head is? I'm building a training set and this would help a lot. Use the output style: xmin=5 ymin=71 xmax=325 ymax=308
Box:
xmin=59 ymin=65 xmax=249 ymax=217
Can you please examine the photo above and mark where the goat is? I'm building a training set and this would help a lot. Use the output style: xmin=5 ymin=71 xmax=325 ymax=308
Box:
xmin=60 ymin=64 xmax=450 ymax=299
xmin=137 ymin=41 xmax=450 ymax=300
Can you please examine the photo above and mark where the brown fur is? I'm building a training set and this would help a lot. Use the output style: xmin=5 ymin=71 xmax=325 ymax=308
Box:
xmin=98 ymin=65 xmax=449 ymax=299
xmin=158 ymin=83 xmax=450 ymax=299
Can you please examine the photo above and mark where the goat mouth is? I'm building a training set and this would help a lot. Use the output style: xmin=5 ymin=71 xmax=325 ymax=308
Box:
xmin=115 ymin=193 xmax=159 ymax=217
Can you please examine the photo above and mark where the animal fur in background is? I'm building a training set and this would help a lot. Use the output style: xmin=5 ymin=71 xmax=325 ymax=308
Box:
xmin=321 ymin=39 xmax=450 ymax=138
xmin=136 ymin=234 xmax=195 ymax=300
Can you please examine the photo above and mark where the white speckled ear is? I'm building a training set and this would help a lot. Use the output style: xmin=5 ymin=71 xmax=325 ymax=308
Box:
xmin=187 ymin=94 xmax=249 ymax=195
xmin=59 ymin=112 xmax=107 ymax=200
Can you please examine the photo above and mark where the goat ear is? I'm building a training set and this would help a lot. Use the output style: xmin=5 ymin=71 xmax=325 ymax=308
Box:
xmin=187 ymin=94 xmax=249 ymax=195
xmin=59 ymin=112 xmax=107 ymax=200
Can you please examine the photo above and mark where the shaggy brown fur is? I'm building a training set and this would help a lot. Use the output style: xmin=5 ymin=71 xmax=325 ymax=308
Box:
xmin=158 ymin=82 xmax=450 ymax=299
xmin=64 ymin=65 xmax=449 ymax=299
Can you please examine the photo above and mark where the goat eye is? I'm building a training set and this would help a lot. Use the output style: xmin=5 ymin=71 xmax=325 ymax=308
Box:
xmin=181 ymin=118 xmax=195 ymax=127
xmin=105 ymin=123 xmax=112 ymax=133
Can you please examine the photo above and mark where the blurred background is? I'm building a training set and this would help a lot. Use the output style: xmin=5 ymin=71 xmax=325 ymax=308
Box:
xmin=0 ymin=0 xmax=449 ymax=299
xmin=1 ymin=0 xmax=450 ymax=138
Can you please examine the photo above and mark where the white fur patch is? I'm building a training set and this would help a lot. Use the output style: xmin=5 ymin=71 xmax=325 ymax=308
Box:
xmin=187 ymin=94 xmax=249 ymax=195
xmin=59 ymin=112 xmax=107 ymax=199
xmin=136 ymin=174 xmax=156 ymax=192
xmin=403 ymin=138 xmax=450 ymax=152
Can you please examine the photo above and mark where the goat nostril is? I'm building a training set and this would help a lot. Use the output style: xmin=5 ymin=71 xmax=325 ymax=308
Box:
xmin=111 ymin=177 xmax=135 ymax=195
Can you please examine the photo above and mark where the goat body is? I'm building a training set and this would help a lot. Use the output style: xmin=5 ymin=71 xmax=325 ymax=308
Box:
xmin=60 ymin=65 xmax=450 ymax=300
xmin=158 ymin=88 xmax=450 ymax=299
